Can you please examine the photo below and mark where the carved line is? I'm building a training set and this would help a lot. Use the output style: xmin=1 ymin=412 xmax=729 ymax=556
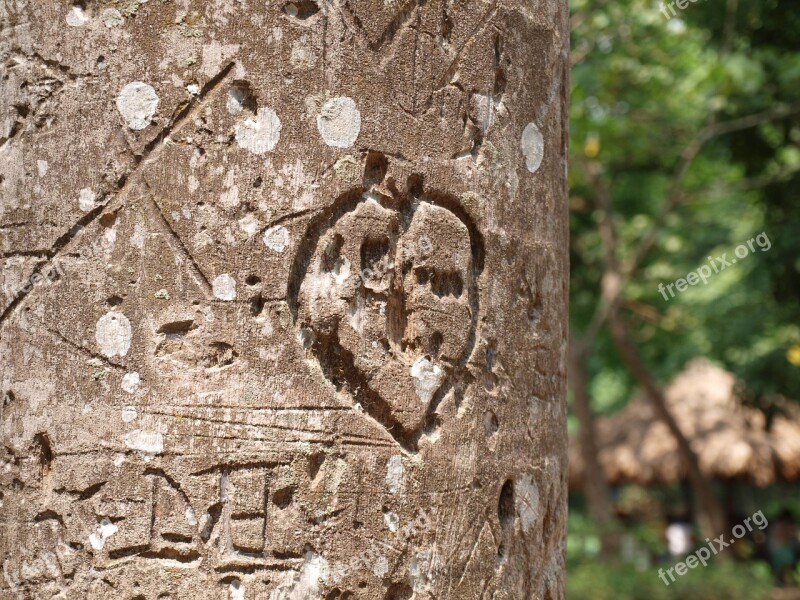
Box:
xmin=32 ymin=317 xmax=127 ymax=372
xmin=327 ymin=0 xmax=423 ymax=54
xmin=0 ymin=62 xmax=236 ymax=336
xmin=144 ymin=188 xmax=213 ymax=295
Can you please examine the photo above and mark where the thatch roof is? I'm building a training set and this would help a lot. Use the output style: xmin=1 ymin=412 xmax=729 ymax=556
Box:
xmin=570 ymin=358 xmax=800 ymax=488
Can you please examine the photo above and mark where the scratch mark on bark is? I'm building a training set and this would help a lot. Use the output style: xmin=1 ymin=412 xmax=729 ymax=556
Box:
xmin=535 ymin=38 xmax=570 ymax=126
xmin=368 ymin=0 xmax=422 ymax=52
xmin=35 ymin=319 xmax=127 ymax=372
xmin=0 ymin=250 xmax=50 ymax=259
xmin=0 ymin=221 xmax=58 ymax=229
xmin=9 ymin=48 xmax=95 ymax=81
xmin=190 ymin=461 xmax=287 ymax=476
xmin=0 ymin=48 xmax=96 ymax=151
xmin=0 ymin=62 xmax=236 ymax=335
xmin=144 ymin=410 xmax=331 ymax=436
xmin=264 ymin=207 xmax=322 ymax=229
xmin=421 ymin=2 xmax=499 ymax=113
xmin=325 ymin=0 xmax=422 ymax=54
xmin=145 ymin=190 xmax=213 ymax=297
xmin=158 ymin=403 xmax=353 ymax=412
xmin=456 ymin=520 xmax=491 ymax=589
xmin=340 ymin=437 xmax=398 ymax=450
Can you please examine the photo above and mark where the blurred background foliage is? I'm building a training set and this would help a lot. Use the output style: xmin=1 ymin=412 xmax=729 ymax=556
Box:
xmin=567 ymin=0 xmax=800 ymax=597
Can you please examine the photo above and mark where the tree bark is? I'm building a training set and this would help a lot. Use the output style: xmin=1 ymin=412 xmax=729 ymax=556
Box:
xmin=568 ymin=343 xmax=619 ymax=558
xmin=0 ymin=1 xmax=569 ymax=598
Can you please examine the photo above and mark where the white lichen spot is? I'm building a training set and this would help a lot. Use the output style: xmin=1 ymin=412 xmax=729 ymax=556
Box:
xmin=521 ymin=122 xmax=545 ymax=173
xmin=37 ymin=159 xmax=48 ymax=178
xmin=88 ymin=518 xmax=118 ymax=550
xmin=78 ymin=188 xmax=96 ymax=212
xmin=113 ymin=453 xmax=126 ymax=467
xmin=316 ymin=97 xmax=361 ymax=148
xmin=269 ymin=550 xmax=329 ymax=599
xmin=227 ymin=87 xmax=246 ymax=115
xmin=409 ymin=549 xmax=436 ymax=594
xmin=101 ymin=8 xmax=124 ymax=28
xmin=116 ymin=82 xmax=159 ymax=130
xmin=185 ymin=507 xmax=197 ymax=526
xmin=333 ymin=256 xmax=350 ymax=284
xmin=95 ymin=311 xmax=132 ymax=357
xmin=263 ymin=225 xmax=289 ymax=253
xmin=290 ymin=38 xmax=317 ymax=68
xmin=373 ymin=555 xmax=389 ymax=577
xmin=384 ymin=511 xmax=399 ymax=532
xmin=230 ymin=579 xmax=244 ymax=600
xmin=104 ymin=224 xmax=117 ymax=247
xmin=130 ymin=223 xmax=147 ymax=249
xmin=212 ymin=274 xmax=237 ymax=301
xmin=220 ymin=169 xmax=240 ymax=208
xmin=235 ymin=107 xmax=281 ymax=154
xmin=386 ymin=455 xmax=404 ymax=494
xmin=238 ymin=213 xmax=260 ymax=237
xmin=516 ymin=474 xmax=540 ymax=533
xmin=66 ymin=5 xmax=90 ymax=27
xmin=471 ymin=93 xmax=496 ymax=132
xmin=121 ymin=406 xmax=137 ymax=423
xmin=298 ymin=327 xmax=315 ymax=349
xmin=124 ymin=430 xmax=164 ymax=455
xmin=121 ymin=371 xmax=140 ymax=393
xmin=186 ymin=82 xmax=201 ymax=96
xmin=410 ymin=357 xmax=444 ymax=404
xmin=198 ymin=512 xmax=213 ymax=539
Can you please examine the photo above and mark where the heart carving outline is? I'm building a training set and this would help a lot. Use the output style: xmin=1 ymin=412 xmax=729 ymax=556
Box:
xmin=288 ymin=176 xmax=485 ymax=452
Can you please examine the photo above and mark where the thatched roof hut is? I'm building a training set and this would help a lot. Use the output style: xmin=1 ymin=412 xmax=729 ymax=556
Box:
xmin=570 ymin=358 xmax=800 ymax=488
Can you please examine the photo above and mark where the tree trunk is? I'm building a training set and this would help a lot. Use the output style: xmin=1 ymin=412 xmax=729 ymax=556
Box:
xmin=0 ymin=1 xmax=569 ymax=598
xmin=568 ymin=343 xmax=619 ymax=558
xmin=607 ymin=309 xmax=727 ymax=539
xmin=585 ymin=157 xmax=726 ymax=542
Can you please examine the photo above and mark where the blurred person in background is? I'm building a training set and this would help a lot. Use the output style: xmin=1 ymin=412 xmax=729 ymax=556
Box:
xmin=665 ymin=512 xmax=694 ymax=557
xmin=768 ymin=510 xmax=799 ymax=585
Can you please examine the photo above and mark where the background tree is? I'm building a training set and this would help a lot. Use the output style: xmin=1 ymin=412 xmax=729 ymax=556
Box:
xmin=568 ymin=0 xmax=800 ymax=594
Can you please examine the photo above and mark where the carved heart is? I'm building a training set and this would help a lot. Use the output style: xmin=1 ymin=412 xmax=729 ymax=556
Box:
xmin=290 ymin=185 xmax=483 ymax=451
